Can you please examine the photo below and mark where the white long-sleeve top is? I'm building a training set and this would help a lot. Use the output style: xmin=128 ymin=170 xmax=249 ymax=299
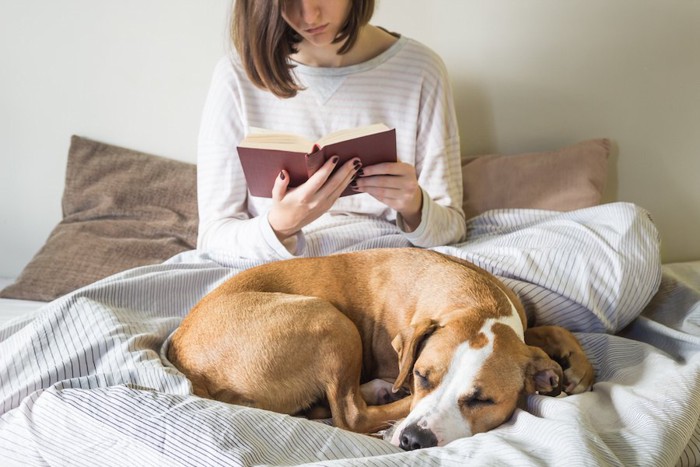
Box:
xmin=197 ymin=35 xmax=466 ymax=260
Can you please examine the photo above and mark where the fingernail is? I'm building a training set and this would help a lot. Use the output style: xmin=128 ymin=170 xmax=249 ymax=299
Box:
xmin=357 ymin=169 xmax=364 ymax=176
xmin=353 ymin=159 xmax=361 ymax=168
xmin=331 ymin=156 xmax=339 ymax=164
xmin=351 ymin=180 xmax=357 ymax=187
xmin=279 ymin=171 xmax=285 ymax=180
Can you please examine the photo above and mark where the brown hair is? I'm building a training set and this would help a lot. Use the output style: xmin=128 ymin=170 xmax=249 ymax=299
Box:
xmin=231 ymin=0 xmax=375 ymax=98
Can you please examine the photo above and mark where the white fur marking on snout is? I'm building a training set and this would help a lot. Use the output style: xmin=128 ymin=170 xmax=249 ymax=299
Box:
xmin=391 ymin=313 xmax=526 ymax=448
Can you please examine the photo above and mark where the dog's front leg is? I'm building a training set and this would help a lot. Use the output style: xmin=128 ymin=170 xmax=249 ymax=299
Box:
xmin=321 ymin=329 xmax=412 ymax=432
xmin=330 ymin=382 xmax=413 ymax=434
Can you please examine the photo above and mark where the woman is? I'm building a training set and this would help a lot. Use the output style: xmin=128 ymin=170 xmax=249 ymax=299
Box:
xmin=196 ymin=0 xmax=466 ymax=260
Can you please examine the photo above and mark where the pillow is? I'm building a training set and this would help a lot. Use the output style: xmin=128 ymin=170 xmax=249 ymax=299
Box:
xmin=461 ymin=139 xmax=610 ymax=219
xmin=0 ymin=136 xmax=198 ymax=301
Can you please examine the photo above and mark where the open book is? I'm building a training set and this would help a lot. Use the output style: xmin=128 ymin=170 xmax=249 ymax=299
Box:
xmin=236 ymin=123 xmax=397 ymax=197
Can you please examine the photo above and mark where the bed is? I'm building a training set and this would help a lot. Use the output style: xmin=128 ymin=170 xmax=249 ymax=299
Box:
xmin=1 ymin=137 xmax=699 ymax=466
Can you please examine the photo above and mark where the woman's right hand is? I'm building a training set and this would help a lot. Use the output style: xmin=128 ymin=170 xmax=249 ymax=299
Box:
xmin=267 ymin=156 xmax=361 ymax=242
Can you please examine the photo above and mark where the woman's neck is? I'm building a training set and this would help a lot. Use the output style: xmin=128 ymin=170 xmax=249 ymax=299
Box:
xmin=291 ymin=25 xmax=398 ymax=68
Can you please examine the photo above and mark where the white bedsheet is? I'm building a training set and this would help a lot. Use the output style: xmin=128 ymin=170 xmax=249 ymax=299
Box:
xmin=1 ymin=203 xmax=698 ymax=466
xmin=0 ymin=278 xmax=45 ymax=327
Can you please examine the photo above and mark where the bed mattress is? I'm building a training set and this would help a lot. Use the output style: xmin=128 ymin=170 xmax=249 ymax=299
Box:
xmin=0 ymin=278 xmax=45 ymax=326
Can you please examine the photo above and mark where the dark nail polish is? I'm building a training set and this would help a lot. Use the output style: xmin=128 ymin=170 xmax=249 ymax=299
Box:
xmin=279 ymin=171 xmax=285 ymax=180
xmin=357 ymin=169 xmax=364 ymax=176
xmin=331 ymin=156 xmax=339 ymax=164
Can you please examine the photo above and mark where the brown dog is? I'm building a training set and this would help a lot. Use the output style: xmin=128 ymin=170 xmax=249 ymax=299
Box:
xmin=167 ymin=248 xmax=594 ymax=450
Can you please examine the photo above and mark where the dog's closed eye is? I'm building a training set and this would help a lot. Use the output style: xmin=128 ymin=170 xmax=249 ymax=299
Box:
xmin=414 ymin=369 xmax=432 ymax=390
xmin=459 ymin=388 xmax=495 ymax=409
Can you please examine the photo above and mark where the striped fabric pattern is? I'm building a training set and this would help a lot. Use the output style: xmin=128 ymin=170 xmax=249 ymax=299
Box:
xmin=2 ymin=203 xmax=699 ymax=466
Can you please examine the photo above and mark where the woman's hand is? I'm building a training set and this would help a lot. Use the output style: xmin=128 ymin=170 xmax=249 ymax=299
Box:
xmin=268 ymin=156 xmax=361 ymax=241
xmin=350 ymin=162 xmax=423 ymax=231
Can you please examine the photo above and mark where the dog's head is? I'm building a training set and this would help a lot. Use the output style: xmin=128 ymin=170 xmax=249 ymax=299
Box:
xmin=388 ymin=315 xmax=562 ymax=450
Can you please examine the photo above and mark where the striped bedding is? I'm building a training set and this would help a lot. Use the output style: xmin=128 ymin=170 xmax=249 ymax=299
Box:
xmin=1 ymin=202 xmax=699 ymax=466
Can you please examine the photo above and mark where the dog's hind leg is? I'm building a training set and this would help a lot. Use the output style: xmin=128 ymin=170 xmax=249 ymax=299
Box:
xmin=170 ymin=290 xmax=411 ymax=433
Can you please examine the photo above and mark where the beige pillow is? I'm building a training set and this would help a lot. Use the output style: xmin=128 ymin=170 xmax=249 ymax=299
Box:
xmin=462 ymin=139 xmax=610 ymax=219
xmin=0 ymin=136 xmax=198 ymax=301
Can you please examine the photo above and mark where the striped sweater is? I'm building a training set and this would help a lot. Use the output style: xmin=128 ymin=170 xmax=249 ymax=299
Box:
xmin=196 ymin=35 xmax=466 ymax=260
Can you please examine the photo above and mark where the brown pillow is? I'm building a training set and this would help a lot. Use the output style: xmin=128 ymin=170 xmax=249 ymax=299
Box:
xmin=0 ymin=136 xmax=198 ymax=301
xmin=461 ymin=139 xmax=610 ymax=219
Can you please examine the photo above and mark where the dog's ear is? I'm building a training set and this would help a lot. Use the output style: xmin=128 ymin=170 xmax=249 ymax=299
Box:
xmin=391 ymin=319 xmax=437 ymax=393
xmin=523 ymin=346 xmax=563 ymax=396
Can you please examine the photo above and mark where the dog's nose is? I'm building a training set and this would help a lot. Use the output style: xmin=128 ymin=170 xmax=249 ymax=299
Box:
xmin=398 ymin=423 xmax=438 ymax=450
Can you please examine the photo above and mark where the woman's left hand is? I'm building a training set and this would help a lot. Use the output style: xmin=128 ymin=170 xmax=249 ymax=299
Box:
xmin=351 ymin=161 xmax=423 ymax=231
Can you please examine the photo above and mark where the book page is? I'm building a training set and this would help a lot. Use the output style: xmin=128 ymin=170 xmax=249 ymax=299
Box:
xmin=239 ymin=128 xmax=314 ymax=153
xmin=315 ymin=123 xmax=391 ymax=148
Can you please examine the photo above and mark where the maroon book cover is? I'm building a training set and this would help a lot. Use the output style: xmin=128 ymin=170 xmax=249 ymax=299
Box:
xmin=237 ymin=127 xmax=397 ymax=198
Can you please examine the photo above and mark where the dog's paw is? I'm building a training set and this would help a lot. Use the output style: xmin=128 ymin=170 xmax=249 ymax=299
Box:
xmin=382 ymin=386 xmax=410 ymax=403
xmin=525 ymin=326 xmax=595 ymax=395
xmin=564 ymin=353 xmax=595 ymax=394
xmin=361 ymin=379 xmax=409 ymax=405
xmin=555 ymin=351 xmax=595 ymax=394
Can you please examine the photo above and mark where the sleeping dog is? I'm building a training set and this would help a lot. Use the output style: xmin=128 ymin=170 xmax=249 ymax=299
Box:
xmin=168 ymin=248 xmax=594 ymax=450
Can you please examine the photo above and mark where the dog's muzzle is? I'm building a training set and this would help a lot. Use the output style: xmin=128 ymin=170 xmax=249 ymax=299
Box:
xmin=398 ymin=422 xmax=438 ymax=450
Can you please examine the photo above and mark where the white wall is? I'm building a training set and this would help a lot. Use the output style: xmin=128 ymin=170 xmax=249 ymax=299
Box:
xmin=1 ymin=1 xmax=699 ymax=277
xmin=0 ymin=0 xmax=231 ymax=277
xmin=373 ymin=0 xmax=700 ymax=264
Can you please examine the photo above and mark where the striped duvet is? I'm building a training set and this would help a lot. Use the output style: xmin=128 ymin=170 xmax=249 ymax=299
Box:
xmin=2 ymin=202 xmax=699 ymax=466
